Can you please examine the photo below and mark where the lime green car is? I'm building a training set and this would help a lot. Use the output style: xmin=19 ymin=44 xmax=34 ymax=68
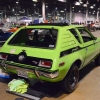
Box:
xmin=0 ymin=23 xmax=100 ymax=93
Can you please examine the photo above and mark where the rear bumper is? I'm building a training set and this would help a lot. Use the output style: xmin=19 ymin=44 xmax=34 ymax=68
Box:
xmin=0 ymin=61 xmax=63 ymax=82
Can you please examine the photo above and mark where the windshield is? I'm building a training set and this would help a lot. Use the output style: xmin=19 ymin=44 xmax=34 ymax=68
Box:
xmin=8 ymin=28 xmax=58 ymax=49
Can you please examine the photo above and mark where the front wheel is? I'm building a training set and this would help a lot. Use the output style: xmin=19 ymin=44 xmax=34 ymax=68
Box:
xmin=61 ymin=64 xmax=79 ymax=93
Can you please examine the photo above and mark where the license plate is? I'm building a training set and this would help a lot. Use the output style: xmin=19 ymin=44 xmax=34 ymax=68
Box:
xmin=17 ymin=70 xmax=28 ymax=78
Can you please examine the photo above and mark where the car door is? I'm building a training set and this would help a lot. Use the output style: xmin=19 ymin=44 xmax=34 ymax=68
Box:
xmin=76 ymin=27 xmax=96 ymax=66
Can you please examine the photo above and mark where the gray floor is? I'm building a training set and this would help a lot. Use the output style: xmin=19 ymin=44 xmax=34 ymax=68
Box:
xmin=0 ymin=30 xmax=100 ymax=100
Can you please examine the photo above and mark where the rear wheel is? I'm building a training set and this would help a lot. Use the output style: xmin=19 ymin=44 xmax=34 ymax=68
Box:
xmin=61 ymin=64 xmax=79 ymax=93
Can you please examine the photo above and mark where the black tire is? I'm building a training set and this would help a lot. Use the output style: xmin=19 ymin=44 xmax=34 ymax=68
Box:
xmin=95 ymin=54 xmax=100 ymax=66
xmin=61 ymin=64 xmax=79 ymax=93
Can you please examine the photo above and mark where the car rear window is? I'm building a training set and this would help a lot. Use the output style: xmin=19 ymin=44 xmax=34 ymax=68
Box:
xmin=8 ymin=28 xmax=58 ymax=49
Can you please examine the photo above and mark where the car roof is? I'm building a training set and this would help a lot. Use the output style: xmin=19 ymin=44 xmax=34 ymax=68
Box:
xmin=27 ymin=23 xmax=84 ymax=29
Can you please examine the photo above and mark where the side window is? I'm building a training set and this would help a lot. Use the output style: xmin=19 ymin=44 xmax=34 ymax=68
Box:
xmin=69 ymin=29 xmax=81 ymax=43
xmin=77 ymin=28 xmax=93 ymax=43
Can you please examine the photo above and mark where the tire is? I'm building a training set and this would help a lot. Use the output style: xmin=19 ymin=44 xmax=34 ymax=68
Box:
xmin=95 ymin=54 xmax=100 ymax=66
xmin=61 ymin=64 xmax=79 ymax=93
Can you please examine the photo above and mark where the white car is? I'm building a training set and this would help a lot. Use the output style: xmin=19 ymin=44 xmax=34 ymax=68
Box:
xmin=93 ymin=23 xmax=100 ymax=30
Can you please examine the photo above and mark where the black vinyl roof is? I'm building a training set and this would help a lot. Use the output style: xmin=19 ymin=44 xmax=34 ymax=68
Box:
xmin=28 ymin=23 xmax=69 ymax=26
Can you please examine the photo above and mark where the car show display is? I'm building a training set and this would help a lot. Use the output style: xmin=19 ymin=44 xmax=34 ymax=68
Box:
xmin=0 ymin=23 xmax=100 ymax=94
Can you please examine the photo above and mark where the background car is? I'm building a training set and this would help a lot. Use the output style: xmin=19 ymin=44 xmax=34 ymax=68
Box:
xmin=93 ymin=23 xmax=100 ymax=30
xmin=0 ymin=29 xmax=12 ymax=41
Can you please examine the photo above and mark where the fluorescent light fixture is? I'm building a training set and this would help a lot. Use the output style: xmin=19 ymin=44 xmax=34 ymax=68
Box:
xmin=83 ymin=4 xmax=87 ymax=7
xmin=75 ymin=1 xmax=80 ymax=5
xmin=60 ymin=10 xmax=64 ymax=12
xmin=72 ymin=7 xmax=74 ymax=8
xmin=48 ymin=16 xmax=51 ymax=17
xmin=32 ymin=0 xmax=37 ymax=2
xmin=58 ymin=0 xmax=66 ymax=2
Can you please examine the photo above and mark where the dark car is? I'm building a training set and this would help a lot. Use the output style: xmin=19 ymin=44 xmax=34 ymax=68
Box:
xmin=0 ymin=29 xmax=12 ymax=41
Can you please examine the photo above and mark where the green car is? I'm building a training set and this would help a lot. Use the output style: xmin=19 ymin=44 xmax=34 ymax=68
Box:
xmin=0 ymin=23 xmax=100 ymax=93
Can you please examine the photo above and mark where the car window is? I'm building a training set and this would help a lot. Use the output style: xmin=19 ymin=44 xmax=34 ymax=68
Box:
xmin=69 ymin=29 xmax=81 ymax=43
xmin=8 ymin=28 xmax=58 ymax=49
xmin=77 ymin=28 xmax=93 ymax=43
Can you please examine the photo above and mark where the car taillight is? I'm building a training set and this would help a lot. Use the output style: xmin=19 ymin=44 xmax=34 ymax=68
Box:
xmin=0 ymin=54 xmax=8 ymax=59
xmin=38 ymin=60 xmax=52 ymax=68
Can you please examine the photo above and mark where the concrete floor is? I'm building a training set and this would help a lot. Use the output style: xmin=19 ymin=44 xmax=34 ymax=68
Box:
xmin=0 ymin=31 xmax=100 ymax=100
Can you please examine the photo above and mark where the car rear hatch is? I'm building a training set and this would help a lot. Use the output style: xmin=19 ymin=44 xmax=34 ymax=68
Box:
xmin=0 ymin=27 xmax=59 ymax=70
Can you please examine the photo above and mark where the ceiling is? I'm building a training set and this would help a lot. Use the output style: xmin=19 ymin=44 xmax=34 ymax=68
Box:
xmin=0 ymin=0 xmax=100 ymax=16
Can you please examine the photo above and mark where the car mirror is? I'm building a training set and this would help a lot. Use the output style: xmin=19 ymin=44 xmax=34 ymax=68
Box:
xmin=93 ymin=37 xmax=97 ymax=40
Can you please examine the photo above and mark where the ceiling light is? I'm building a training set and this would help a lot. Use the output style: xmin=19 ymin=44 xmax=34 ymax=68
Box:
xmin=80 ymin=1 xmax=83 ymax=4
xmin=12 ymin=8 xmax=14 ymax=12
xmin=90 ymin=6 xmax=94 ymax=9
xmin=79 ymin=10 xmax=81 ymax=12
xmin=46 ymin=6 xmax=48 ymax=8
xmin=32 ymin=0 xmax=37 ymax=2
xmin=48 ymin=13 xmax=51 ymax=15
xmin=75 ymin=1 xmax=80 ymax=5
xmin=86 ymin=1 xmax=89 ymax=4
xmin=55 ymin=7 xmax=57 ymax=10
xmin=60 ymin=10 xmax=64 ymax=12
xmin=16 ymin=1 xmax=19 ymax=4
xmin=58 ymin=0 xmax=66 ymax=2
xmin=83 ymin=4 xmax=87 ymax=7
xmin=34 ymin=4 xmax=36 ymax=6
xmin=93 ymin=4 xmax=96 ymax=6
xmin=72 ymin=7 xmax=74 ymax=8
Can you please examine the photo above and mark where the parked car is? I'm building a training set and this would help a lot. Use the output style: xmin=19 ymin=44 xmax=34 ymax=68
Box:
xmin=0 ymin=23 xmax=100 ymax=93
xmin=93 ymin=23 xmax=100 ymax=30
xmin=0 ymin=29 xmax=12 ymax=41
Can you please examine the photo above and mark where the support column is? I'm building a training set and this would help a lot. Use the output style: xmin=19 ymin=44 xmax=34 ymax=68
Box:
xmin=69 ymin=4 xmax=72 ymax=25
xmin=86 ymin=8 xmax=88 ymax=25
xmin=97 ymin=11 xmax=99 ymax=22
xmin=16 ymin=6 xmax=18 ymax=22
xmin=5 ymin=7 xmax=6 ymax=18
xmin=27 ymin=9 xmax=29 ymax=18
xmin=42 ymin=2 xmax=45 ymax=20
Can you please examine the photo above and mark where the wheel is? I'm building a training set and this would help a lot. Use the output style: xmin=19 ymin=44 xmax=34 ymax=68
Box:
xmin=61 ymin=64 xmax=79 ymax=93
xmin=95 ymin=54 xmax=100 ymax=66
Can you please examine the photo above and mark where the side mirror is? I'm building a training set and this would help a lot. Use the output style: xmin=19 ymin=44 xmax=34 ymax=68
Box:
xmin=93 ymin=37 xmax=97 ymax=40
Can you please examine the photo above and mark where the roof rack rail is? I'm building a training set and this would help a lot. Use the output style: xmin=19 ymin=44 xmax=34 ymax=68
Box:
xmin=28 ymin=23 xmax=69 ymax=26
